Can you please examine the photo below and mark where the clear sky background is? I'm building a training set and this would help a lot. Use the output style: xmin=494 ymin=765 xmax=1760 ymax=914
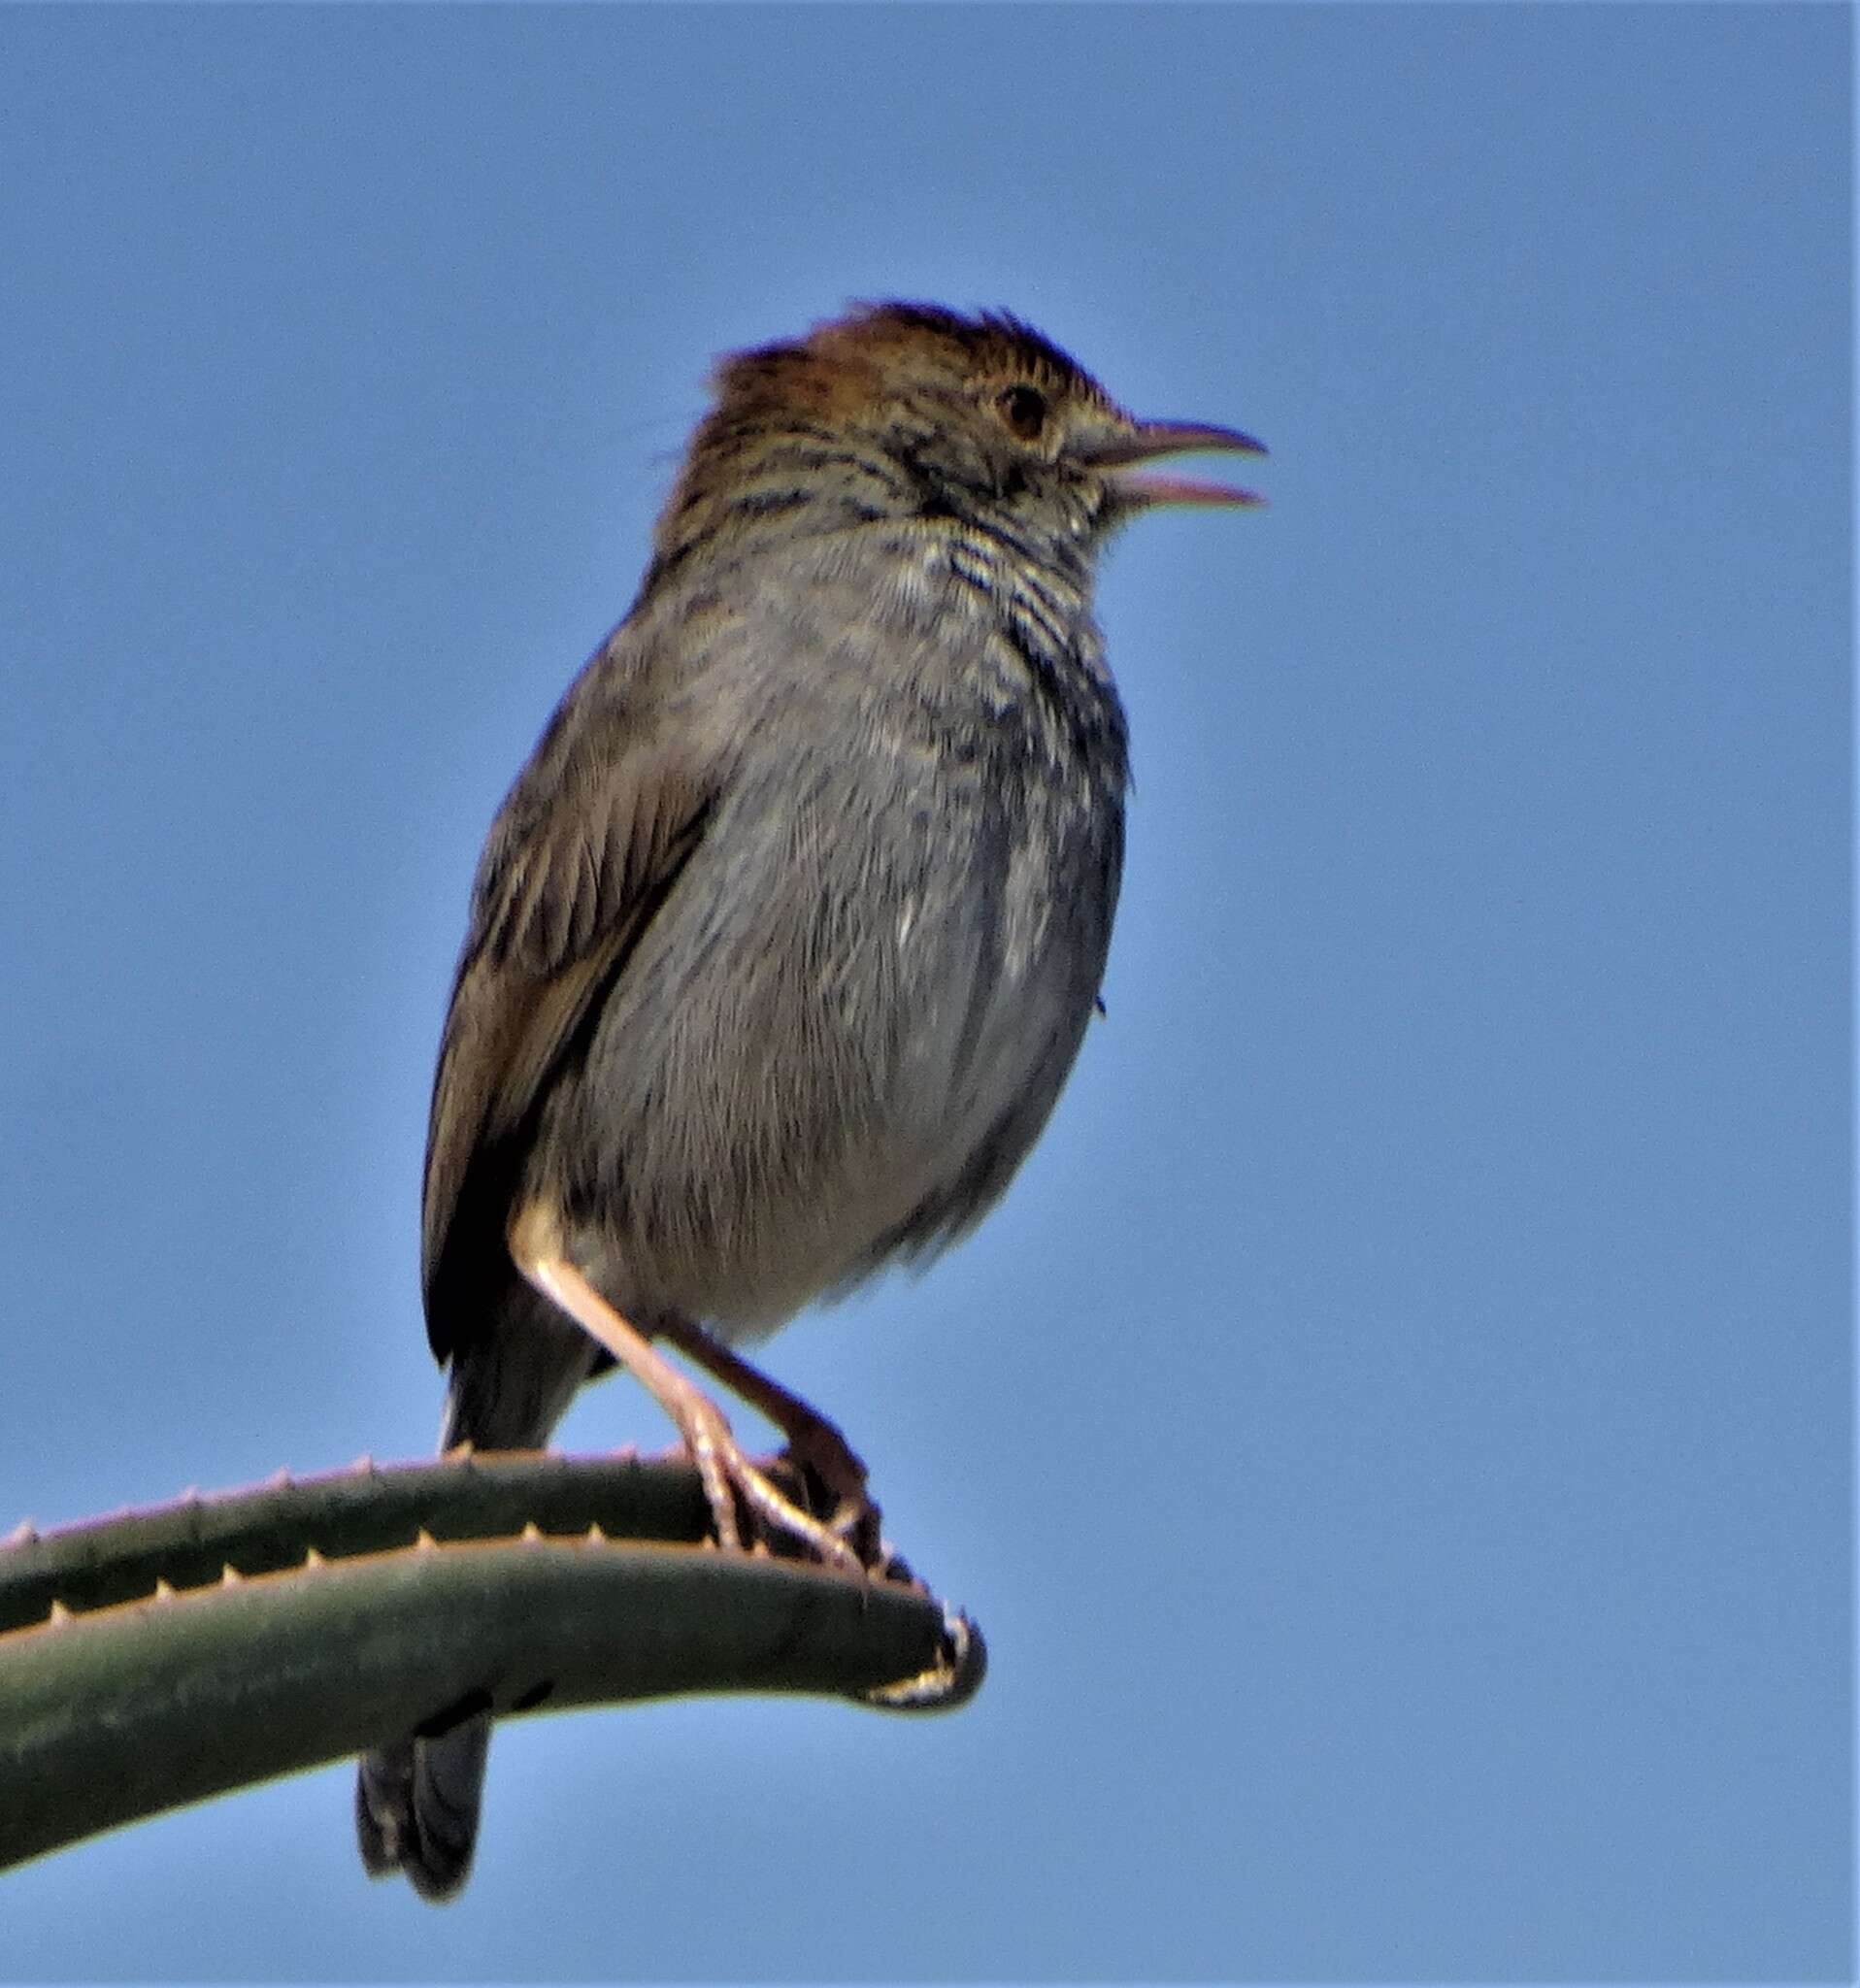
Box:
xmin=0 ymin=5 xmax=1848 ymax=1979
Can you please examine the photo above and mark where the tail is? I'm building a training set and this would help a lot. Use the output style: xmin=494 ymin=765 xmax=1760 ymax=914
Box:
xmin=354 ymin=1719 xmax=492 ymax=1902
xmin=355 ymin=1282 xmax=599 ymax=1900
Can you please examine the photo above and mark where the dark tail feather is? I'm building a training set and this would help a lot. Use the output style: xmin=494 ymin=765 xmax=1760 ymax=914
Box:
xmin=355 ymin=1280 xmax=598 ymax=1899
xmin=356 ymin=1722 xmax=493 ymax=1902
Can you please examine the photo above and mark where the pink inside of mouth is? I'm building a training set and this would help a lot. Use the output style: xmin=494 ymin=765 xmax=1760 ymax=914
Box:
xmin=1113 ymin=468 xmax=1265 ymax=508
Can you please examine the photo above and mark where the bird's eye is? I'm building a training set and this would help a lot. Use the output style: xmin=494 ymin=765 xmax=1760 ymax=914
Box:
xmin=997 ymin=383 xmax=1048 ymax=443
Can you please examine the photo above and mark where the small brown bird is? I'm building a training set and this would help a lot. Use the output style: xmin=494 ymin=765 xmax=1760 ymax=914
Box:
xmin=355 ymin=302 xmax=1263 ymax=1898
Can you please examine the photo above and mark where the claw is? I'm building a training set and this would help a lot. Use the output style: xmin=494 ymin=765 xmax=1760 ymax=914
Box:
xmin=714 ymin=1437 xmax=865 ymax=1575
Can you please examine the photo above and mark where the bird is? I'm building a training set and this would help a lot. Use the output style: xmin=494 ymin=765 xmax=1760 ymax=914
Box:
xmin=355 ymin=301 xmax=1264 ymax=1899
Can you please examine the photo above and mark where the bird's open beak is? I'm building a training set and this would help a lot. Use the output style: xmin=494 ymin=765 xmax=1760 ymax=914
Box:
xmin=1086 ymin=417 xmax=1268 ymax=509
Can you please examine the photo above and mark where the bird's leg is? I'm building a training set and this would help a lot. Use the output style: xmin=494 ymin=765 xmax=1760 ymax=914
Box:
xmin=656 ymin=1315 xmax=880 ymax=1559
xmin=509 ymin=1209 xmax=862 ymax=1575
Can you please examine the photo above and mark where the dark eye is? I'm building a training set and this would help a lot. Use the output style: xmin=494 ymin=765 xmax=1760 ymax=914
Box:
xmin=997 ymin=383 xmax=1047 ymax=442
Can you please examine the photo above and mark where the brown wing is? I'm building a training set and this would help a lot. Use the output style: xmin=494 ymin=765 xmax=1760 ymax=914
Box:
xmin=420 ymin=670 xmax=714 ymax=1366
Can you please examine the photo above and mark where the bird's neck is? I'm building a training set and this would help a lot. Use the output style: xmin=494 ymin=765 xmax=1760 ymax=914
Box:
xmin=640 ymin=429 xmax=1095 ymax=620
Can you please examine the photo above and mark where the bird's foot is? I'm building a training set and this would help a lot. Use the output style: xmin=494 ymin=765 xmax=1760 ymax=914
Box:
xmin=652 ymin=1312 xmax=888 ymax=1568
xmin=776 ymin=1442 xmax=886 ymax=1572
xmin=510 ymin=1229 xmax=872 ymax=1577
xmin=677 ymin=1388 xmax=866 ymax=1575
xmin=766 ymin=1408 xmax=891 ymax=1566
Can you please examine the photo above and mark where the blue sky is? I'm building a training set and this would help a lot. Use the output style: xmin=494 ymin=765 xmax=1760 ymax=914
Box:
xmin=0 ymin=4 xmax=1848 ymax=1978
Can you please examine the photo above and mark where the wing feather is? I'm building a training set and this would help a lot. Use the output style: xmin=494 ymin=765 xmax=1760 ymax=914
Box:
xmin=419 ymin=651 xmax=714 ymax=1363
